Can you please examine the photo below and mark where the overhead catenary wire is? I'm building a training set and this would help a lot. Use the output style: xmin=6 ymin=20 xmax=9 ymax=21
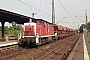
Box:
xmin=58 ymin=0 xmax=73 ymax=20
xmin=43 ymin=0 xmax=50 ymax=5
xmin=40 ymin=0 xmax=41 ymax=9
xmin=29 ymin=0 xmax=50 ymax=14
xmin=18 ymin=0 xmax=51 ymax=16
xmin=31 ymin=0 xmax=41 ymax=9
xmin=75 ymin=16 xmax=85 ymax=23
xmin=56 ymin=17 xmax=66 ymax=24
xmin=66 ymin=0 xmax=74 ymax=15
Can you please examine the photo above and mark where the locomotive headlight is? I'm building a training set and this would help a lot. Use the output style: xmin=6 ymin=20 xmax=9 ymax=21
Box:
xmin=36 ymin=33 xmax=39 ymax=37
xmin=55 ymin=33 xmax=57 ymax=36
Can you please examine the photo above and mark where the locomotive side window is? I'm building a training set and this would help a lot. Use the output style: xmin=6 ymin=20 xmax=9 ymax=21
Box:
xmin=40 ymin=21 xmax=44 ymax=24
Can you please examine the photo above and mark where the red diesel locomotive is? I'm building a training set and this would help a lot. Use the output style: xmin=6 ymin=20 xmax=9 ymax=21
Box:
xmin=18 ymin=18 xmax=76 ymax=47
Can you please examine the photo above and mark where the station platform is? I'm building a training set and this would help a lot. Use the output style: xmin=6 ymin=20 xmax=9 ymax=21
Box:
xmin=67 ymin=34 xmax=90 ymax=60
xmin=0 ymin=40 xmax=18 ymax=47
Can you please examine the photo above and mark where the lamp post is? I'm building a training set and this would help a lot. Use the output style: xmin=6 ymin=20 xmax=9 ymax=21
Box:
xmin=30 ymin=12 xmax=37 ymax=22
xmin=32 ymin=12 xmax=37 ymax=18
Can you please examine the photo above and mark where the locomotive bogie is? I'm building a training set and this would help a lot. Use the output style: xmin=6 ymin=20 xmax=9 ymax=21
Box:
xmin=19 ymin=34 xmax=57 ymax=46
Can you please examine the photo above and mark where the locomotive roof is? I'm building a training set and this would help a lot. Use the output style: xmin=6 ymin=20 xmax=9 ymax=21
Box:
xmin=32 ymin=18 xmax=52 ymax=24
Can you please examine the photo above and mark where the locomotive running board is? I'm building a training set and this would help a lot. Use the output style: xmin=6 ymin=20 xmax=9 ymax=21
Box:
xmin=23 ymin=35 xmax=56 ymax=38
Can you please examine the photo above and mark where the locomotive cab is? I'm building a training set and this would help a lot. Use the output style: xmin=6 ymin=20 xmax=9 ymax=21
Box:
xmin=23 ymin=22 xmax=36 ymax=37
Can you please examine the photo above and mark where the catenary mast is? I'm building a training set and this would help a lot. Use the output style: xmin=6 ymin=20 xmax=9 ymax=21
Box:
xmin=52 ymin=0 xmax=55 ymax=24
xmin=85 ymin=9 xmax=87 ymax=29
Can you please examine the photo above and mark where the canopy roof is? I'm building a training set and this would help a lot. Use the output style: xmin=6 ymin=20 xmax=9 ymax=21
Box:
xmin=0 ymin=9 xmax=31 ymax=24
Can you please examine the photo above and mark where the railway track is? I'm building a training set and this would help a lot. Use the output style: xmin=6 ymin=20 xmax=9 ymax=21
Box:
xmin=37 ymin=35 xmax=80 ymax=60
xmin=59 ymin=37 xmax=78 ymax=60
xmin=0 ymin=44 xmax=18 ymax=51
xmin=0 ymin=34 xmax=80 ymax=60
xmin=0 ymin=36 xmax=18 ymax=41
xmin=0 ymin=46 xmax=36 ymax=60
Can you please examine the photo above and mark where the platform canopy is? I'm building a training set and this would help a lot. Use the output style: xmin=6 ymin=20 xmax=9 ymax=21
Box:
xmin=0 ymin=9 xmax=32 ymax=41
xmin=0 ymin=9 xmax=31 ymax=24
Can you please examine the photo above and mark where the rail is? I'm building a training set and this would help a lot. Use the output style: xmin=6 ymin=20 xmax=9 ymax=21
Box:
xmin=58 ymin=35 xmax=80 ymax=60
xmin=37 ymin=35 xmax=80 ymax=60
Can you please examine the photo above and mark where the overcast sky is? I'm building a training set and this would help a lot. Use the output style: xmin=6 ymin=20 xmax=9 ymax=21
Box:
xmin=0 ymin=0 xmax=90 ymax=29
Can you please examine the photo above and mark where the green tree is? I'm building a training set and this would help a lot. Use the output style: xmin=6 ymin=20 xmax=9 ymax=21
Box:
xmin=5 ymin=26 xmax=8 ymax=34
xmin=87 ymin=22 xmax=90 ymax=32
xmin=79 ymin=24 xmax=85 ymax=33
xmin=0 ymin=24 xmax=23 ymax=36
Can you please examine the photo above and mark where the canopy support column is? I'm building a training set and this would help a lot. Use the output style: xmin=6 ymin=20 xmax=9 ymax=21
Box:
xmin=1 ymin=21 xmax=5 ymax=41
